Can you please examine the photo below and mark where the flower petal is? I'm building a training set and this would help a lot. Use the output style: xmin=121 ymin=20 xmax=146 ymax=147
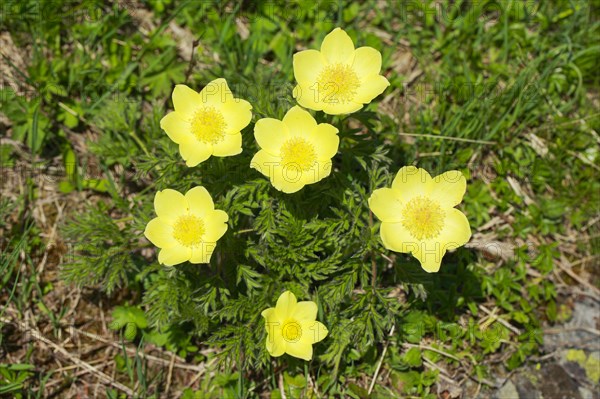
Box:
xmin=412 ymin=243 xmax=445 ymax=273
xmin=266 ymin=331 xmax=286 ymax=357
xmin=293 ymin=84 xmax=324 ymax=112
xmin=282 ymin=106 xmax=317 ymax=136
xmin=391 ymin=166 xmax=433 ymax=200
xmin=185 ymin=186 xmax=214 ymax=216
xmin=154 ymin=189 xmax=188 ymax=221
xmin=221 ymin=99 xmax=253 ymax=133
xmin=254 ymin=118 xmax=289 ymax=154
xmin=310 ymin=123 xmax=339 ymax=160
xmin=189 ymin=243 xmax=216 ymax=264
xmin=368 ymin=188 xmax=403 ymax=223
xmin=261 ymin=307 xmax=276 ymax=322
xmin=435 ymin=208 xmax=471 ymax=250
xmin=144 ymin=218 xmax=177 ymax=248
xmin=213 ymin=132 xmax=242 ymax=157
xmin=250 ymin=150 xmax=281 ymax=178
xmin=294 ymin=301 xmax=317 ymax=321
xmin=160 ymin=112 xmax=192 ymax=144
xmin=203 ymin=209 xmax=229 ymax=242
xmin=179 ymin=139 xmax=213 ymax=167
xmin=302 ymin=320 xmax=328 ymax=344
xmin=380 ymin=221 xmax=420 ymax=253
xmin=158 ymin=245 xmax=191 ymax=266
xmin=354 ymin=75 xmax=390 ymax=104
xmin=285 ymin=336 xmax=314 ymax=360
xmin=320 ymin=28 xmax=355 ymax=64
xmin=293 ymin=49 xmax=326 ymax=84
xmin=273 ymin=164 xmax=309 ymax=193
xmin=301 ymin=160 xmax=332 ymax=186
xmin=172 ymin=84 xmax=203 ymax=117
xmin=322 ymin=101 xmax=363 ymax=115
xmin=199 ymin=78 xmax=234 ymax=107
xmin=276 ymin=291 xmax=297 ymax=316
xmin=352 ymin=46 xmax=383 ymax=79
xmin=430 ymin=171 xmax=467 ymax=208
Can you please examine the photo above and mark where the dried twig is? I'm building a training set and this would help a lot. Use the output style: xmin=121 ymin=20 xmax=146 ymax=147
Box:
xmin=1 ymin=316 xmax=134 ymax=396
xmin=557 ymin=256 xmax=600 ymax=295
xmin=479 ymin=305 xmax=521 ymax=335
xmin=402 ymin=343 xmax=461 ymax=362
xmin=369 ymin=324 xmax=395 ymax=394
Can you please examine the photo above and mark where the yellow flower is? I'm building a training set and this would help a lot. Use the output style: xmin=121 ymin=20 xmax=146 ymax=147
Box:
xmin=292 ymin=27 xmax=390 ymax=115
xmin=144 ymin=186 xmax=228 ymax=266
xmin=368 ymin=166 xmax=471 ymax=273
xmin=250 ymin=106 xmax=339 ymax=193
xmin=160 ymin=79 xmax=252 ymax=167
xmin=261 ymin=291 xmax=328 ymax=361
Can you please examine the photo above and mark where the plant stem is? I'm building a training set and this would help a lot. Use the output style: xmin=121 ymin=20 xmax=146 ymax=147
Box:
xmin=369 ymin=210 xmax=376 ymax=290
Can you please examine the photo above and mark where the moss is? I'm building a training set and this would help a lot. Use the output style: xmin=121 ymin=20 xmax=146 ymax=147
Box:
xmin=565 ymin=350 xmax=600 ymax=384
xmin=584 ymin=354 xmax=600 ymax=384
xmin=566 ymin=349 xmax=587 ymax=363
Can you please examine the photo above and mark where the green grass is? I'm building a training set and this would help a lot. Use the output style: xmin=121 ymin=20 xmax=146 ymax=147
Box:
xmin=1 ymin=0 xmax=599 ymax=397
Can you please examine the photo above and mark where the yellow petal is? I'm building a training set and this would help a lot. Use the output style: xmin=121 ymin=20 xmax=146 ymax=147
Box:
xmin=144 ymin=218 xmax=177 ymax=248
xmin=203 ymin=209 xmax=229 ymax=242
xmin=379 ymin=221 xmax=419 ymax=254
xmin=154 ymin=189 xmax=188 ymax=221
xmin=212 ymin=132 xmax=242 ymax=157
xmin=300 ymin=160 xmax=332 ymax=186
xmin=266 ymin=331 xmax=286 ymax=357
xmin=254 ymin=118 xmax=289 ymax=154
xmin=221 ymin=99 xmax=252 ymax=133
xmin=185 ymin=186 xmax=214 ymax=216
xmin=189 ymin=243 xmax=216 ymax=264
xmin=282 ymin=106 xmax=317 ymax=136
xmin=368 ymin=188 xmax=403 ymax=222
xmin=158 ymin=245 xmax=191 ymax=266
xmin=354 ymin=75 xmax=390 ymax=104
xmin=172 ymin=84 xmax=203 ymax=117
xmin=352 ymin=46 xmax=383 ymax=79
xmin=322 ymin=101 xmax=363 ymax=115
xmin=435 ymin=208 xmax=471 ymax=250
xmin=273 ymin=164 xmax=308 ymax=193
xmin=294 ymin=301 xmax=317 ymax=321
xmin=293 ymin=84 xmax=324 ymax=112
xmin=412 ymin=243 xmax=445 ymax=273
xmin=309 ymin=123 xmax=339 ymax=160
xmin=320 ymin=27 xmax=355 ymax=64
xmin=179 ymin=139 xmax=213 ymax=167
xmin=302 ymin=320 xmax=328 ymax=344
xmin=430 ymin=171 xmax=467 ymax=208
xmin=261 ymin=307 xmax=276 ymax=322
xmin=391 ymin=166 xmax=433 ymax=200
xmin=160 ymin=112 xmax=192 ymax=144
xmin=293 ymin=49 xmax=326 ymax=84
xmin=276 ymin=291 xmax=297 ymax=316
xmin=250 ymin=150 xmax=280 ymax=178
xmin=199 ymin=78 xmax=234 ymax=107
xmin=285 ymin=336 xmax=313 ymax=360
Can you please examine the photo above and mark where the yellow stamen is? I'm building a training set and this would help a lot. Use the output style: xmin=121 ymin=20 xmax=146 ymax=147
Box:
xmin=316 ymin=63 xmax=360 ymax=104
xmin=173 ymin=215 xmax=205 ymax=247
xmin=280 ymin=137 xmax=317 ymax=171
xmin=402 ymin=196 xmax=446 ymax=240
xmin=282 ymin=319 xmax=302 ymax=342
xmin=191 ymin=106 xmax=227 ymax=144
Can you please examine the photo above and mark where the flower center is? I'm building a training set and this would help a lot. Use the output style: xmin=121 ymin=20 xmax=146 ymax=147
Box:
xmin=190 ymin=106 xmax=227 ymax=144
xmin=280 ymin=137 xmax=317 ymax=171
xmin=316 ymin=63 xmax=360 ymax=104
xmin=402 ymin=196 xmax=446 ymax=240
xmin=172 ymin=215 xmax=205 ymax=247
xmin=281 ymin=319 xmax=302 ymax=342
